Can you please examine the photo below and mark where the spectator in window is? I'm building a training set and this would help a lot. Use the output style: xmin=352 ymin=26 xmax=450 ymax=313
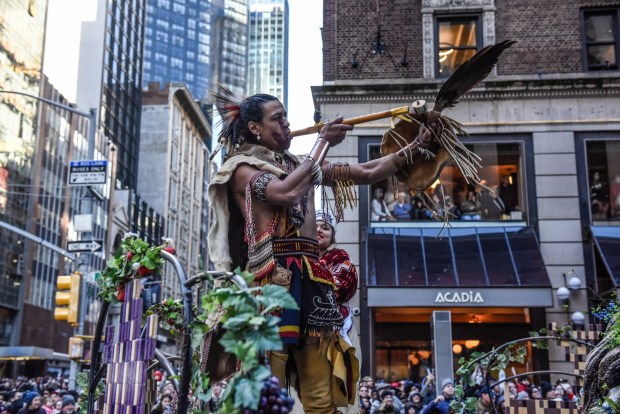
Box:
xmin=393 ymin=192 xmax=413 ymax=220
xmin=443 ymin=196 xmax=460 ymax=220
xmin=371 ymin=187 xmax=395 ymax=221
xmin=460 ymin=190 xmax=482 ymax=220
xmin=411 ymin=197 xmax=431 ymax=220
xmin=480 ymin=186 xmax=505 ymax=220
xmin=590 ymin=171 xmax=610 ymax=219
xmin=499 ymin=175 xmax=518 ymax=214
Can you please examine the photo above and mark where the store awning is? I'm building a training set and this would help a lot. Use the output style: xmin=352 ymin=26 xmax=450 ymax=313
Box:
xmin=0 ymin=346 xmax=54 ymax=361
xmin=366 ymin=226 xmax=553 ymax=307
xmin=591 ymin=226 xmax=620 ymax=288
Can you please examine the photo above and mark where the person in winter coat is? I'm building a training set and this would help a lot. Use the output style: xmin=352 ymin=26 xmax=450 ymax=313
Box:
xmin=420 ymin=379 xmax=456 ymax=414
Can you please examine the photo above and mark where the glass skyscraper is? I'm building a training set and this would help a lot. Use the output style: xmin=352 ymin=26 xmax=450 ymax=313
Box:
xmin=248 ymin=0 xmax=288 ymax=107
xmin=143 ymin=0 xmax=214 ymax=100
xmin=0 ymin=0 xmax=48 ymax=346
xmin=102 ymin=0 xmax=147 ymax=190
xmin=211 ymin=0 xmax=249 ymax=96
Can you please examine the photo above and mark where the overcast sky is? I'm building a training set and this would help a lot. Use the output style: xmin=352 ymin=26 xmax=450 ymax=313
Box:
xmin=286 ymin=0 xmax=323 ymax=155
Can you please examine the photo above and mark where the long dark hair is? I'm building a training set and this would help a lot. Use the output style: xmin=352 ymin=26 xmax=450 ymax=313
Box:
xmin=211 ymin=85 xmax=278 ymax=156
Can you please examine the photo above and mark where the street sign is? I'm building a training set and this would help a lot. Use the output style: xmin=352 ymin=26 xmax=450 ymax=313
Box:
xmin=67 ymin=240 xmax=104 ymax=253
xmin=73 ymin=214 xmax=93 ymax=232
xmin=68 ymin=160 xmax=108 ymax=185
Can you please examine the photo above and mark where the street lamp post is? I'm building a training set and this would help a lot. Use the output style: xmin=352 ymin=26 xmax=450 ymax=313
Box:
xmin=0 ymin=89 xmax=98 ymax=387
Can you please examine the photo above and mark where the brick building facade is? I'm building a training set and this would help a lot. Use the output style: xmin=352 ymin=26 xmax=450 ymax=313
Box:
xmin=313 ymin=0 xmax=620 ymax=384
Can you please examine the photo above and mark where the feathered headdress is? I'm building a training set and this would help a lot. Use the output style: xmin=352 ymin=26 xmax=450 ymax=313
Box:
xmin=210 ymin=84 xmax=246 ymax=159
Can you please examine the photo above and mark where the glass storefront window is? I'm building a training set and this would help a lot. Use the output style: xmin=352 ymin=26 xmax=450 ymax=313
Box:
xmin=374 ymin=321 xmax=533 ymax=383
xmin=370 ymin=142 xmax=526 ymax=223
xmin=586 ymin=139 xmax=620 ymax=221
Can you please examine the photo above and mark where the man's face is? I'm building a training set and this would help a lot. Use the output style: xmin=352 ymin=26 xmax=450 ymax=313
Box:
xmin=252 ymin=100 xmax=291 ymax=151
xmin=14 ymin=392 xmax=23 ymax=401
xmin=443 ymin=384 xmax=455 ymax=398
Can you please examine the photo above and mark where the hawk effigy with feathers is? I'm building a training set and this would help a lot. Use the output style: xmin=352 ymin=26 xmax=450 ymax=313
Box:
xmin=290 ymin=39 xmax=516 ymax=217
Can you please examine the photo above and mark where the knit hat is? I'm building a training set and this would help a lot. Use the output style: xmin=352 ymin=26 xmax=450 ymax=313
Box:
xmin=23 ymin=391 xmax=40 ymax=406
xmin=409 ymin=392 xmax=422 ymax=402
xmin=61 ymin=395 xmax=76 ymax=408
xmin=517 ymin=391 xmax=529 ymax=400
xmin=380 ymin=389 xmax=394 ymax=400
xmin=540 ymin=381 xmax=553 ymax=398
xmin=441 ymin=378 xmax=454 ymax=389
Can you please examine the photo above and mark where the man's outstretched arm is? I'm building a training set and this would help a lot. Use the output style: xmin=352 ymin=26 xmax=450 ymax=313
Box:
xmin=325 ymin=122 xmax=441 ymax=185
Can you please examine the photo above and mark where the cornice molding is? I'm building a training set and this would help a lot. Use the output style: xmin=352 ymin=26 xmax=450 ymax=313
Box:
xmin=312 ymin=76 xmax=620 ymax=104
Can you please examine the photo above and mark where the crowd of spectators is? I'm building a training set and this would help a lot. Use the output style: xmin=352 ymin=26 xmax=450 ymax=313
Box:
xmin=0 ymin=376 xmax=77 ymax=414
xmin=356 ymin=372 xmax=580 ymax=414
xmin=372 ymin=176 xmax=521 ymax=223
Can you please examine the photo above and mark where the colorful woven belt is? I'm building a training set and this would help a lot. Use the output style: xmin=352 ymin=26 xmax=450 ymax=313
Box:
xmin=272 ymin=237 xmax=319 ymax=259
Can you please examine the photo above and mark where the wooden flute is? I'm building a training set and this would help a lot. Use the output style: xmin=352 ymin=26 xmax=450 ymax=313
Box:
xmin=290 ymin=100 xmax=427 ymax=137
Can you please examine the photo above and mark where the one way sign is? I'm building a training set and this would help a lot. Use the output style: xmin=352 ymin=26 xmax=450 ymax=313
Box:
xmin=67 ymin=240 xmax=104 ymax=253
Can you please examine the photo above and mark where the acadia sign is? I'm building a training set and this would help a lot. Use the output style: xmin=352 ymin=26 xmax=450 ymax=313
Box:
xmin=367 ymin=287 xmax=553 ymax=307
xmin=435 ymin=291 xmax=484 ymax=304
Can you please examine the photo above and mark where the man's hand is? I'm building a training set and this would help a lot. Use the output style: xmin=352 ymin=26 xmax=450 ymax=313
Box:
xmin=434 ymin=395 xmax=445 ymax=404
xmin=319 ymin=116 xmax=353 ymax=147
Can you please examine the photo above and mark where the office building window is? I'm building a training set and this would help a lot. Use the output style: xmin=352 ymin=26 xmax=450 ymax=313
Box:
xmin=586 ymin=140 xmax=620 ymax=220
xmin=369 ymin=142 xmax=525 ymax=222
xmin=436 ymin=15 xmax=481 ymax=78
xmin=583 ymin=9 xmax=619 ymax=71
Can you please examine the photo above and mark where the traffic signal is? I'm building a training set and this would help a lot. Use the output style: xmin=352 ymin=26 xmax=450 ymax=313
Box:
xmin=54 ymin=273 xmax=81 ymax=324
xmin=68 ymin=337 xmax=84 ymax=359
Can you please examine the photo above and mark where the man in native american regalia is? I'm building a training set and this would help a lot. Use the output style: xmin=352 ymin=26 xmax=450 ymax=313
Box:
xmin=207 ymin=87 xmax=438 ymax=413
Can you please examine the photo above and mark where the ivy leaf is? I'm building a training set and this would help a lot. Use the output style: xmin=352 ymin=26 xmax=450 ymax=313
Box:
xmin=142 ymin=256 xmax=158 ymax=270
xmin=248 ymin=316 xmax=266 ymax=326
xmin=233 ymin=375 xmax=265 ymax=410
xmin=223 ymin=314 xmax=254 ymax=331
xmin=259 ymin=284 xmax=299 ymax=312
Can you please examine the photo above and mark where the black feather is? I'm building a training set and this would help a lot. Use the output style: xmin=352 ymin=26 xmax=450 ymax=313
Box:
xmin=433 ymin=40 xmax=516 ymax=112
